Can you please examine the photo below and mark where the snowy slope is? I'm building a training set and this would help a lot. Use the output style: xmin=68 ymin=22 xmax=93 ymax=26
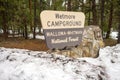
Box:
xmin=0 ymin=44 xmax=120 ymax=80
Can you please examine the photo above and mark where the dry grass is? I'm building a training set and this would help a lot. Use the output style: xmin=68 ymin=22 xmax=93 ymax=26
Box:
xmin=0 ymin=37 xmax=48 ymax=51
xmin=0 ymin=37 xmax=118 ymax=51
xmin=103 ymin=38 xmax=117 ymax=46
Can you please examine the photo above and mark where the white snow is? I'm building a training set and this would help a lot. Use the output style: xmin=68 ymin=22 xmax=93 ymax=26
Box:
xmin=0 ymin=44 xmax=120 ymax=80
xmin=0 ymin=29 xmax=3 ymax=33
xmin=28 ymin=34 xmax=45 ymax=40
xmin=110 ymin=31 xmax=118 ymax=40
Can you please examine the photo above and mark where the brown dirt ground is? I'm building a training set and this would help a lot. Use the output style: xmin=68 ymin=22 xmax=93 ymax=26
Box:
xmin=103 ymin=39 xmax=117 ymax=46
xmin=0 ymin=37 xmax=48 ymax=51
xmin=0 ymin=37 xmax=117 ymax=51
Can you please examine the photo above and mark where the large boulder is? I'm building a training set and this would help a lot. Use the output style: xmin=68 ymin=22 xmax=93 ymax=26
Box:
xmin=48 ymin=25 xmax=104 ymax=58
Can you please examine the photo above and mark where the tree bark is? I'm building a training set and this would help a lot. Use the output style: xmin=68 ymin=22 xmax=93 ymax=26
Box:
xmin=1 ymin=1 xmax=8 ymax=39
xmin=91 ymin=0 xmax=98 ymax=25
xmin=29 ymin=0 xmax=33 ymax=32
xmin=118 ymin=24 xmax=120 ymax=43
xmin=2 ymin=11 xmax=8 ymax=39
xmin=24 ymin=23 xmax=28 ymax=39
xmin=67 ymin=0 xmax=71 ymax=11
xmin=23 ymin=16 xmax=28 ymax=39
xmin=39 ymin=0 xmax=42 ymax=34
xmin=52 ymin=0 xmax=56 ymax=10
xmin=33 ymin=0 xmax=37 ymax=39
xmin=100 ymin=0 xmax=105 ymax=35
xmin=106 ymin=2 xmax=113 ymax=38
xmin=81 ymin=0 xmax=84 ymax=12
xmin=117 ymin=0 xmax=120 ymax=43
xmin=88 ymin=0 xmax=91 ymax=25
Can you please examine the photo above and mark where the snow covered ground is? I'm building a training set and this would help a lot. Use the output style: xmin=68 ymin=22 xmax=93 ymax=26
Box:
xmin=0 ymin=44 xmax=120 ymax=80
xmin=110 ymin=31 xmax=118 ymax=40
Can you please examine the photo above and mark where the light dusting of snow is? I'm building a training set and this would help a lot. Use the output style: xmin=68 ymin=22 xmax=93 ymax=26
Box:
xmin=0 ymin=44 xmax=120 ymax=80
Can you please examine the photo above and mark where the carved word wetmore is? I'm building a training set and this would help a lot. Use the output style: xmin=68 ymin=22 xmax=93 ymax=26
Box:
xmin=40 ymin=10 xmax=85 ymax=49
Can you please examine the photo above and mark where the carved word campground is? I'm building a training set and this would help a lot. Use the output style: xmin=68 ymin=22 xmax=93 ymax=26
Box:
xmin=40 ymin=11 xmax=85 ymax=49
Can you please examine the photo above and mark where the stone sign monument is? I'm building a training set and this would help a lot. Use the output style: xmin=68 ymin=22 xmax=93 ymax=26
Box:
xmin=40 ymin=10 xmax=85 ymax=49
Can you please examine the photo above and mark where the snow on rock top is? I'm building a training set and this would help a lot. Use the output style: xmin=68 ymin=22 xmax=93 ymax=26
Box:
xmin=0 ymin=44 xmax=120 ymax=80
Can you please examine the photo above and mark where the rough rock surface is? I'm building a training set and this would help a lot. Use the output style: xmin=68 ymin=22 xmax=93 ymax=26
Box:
xmin=48 ymin=25 xmax=104 ymax=58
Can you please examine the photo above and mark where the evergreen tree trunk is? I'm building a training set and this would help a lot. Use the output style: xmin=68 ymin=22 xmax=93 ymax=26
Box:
xmin=81 ymin=0 xmax=84 ymax=12
xmin=91 ymin=0 xmax=98 ymax=25
xmin=2 ymin=11 xmax=8 ymax=39
xmin=67 ymin=0 xmax=71 ymax=11
xmin=106 ymin=2 xmax=113 ymax=38
xmin=29 ymin=0 xmax=33 ymax=32
xmin=118 ymin=24 xmax=120 ymax=43
xmin=65 ymin=0 xmax=67 ymax=10
xmin=117 ymin=0 xmax=120 ymax=43
xmin=52 ymin=0 xmax=56 ymax=10
xmin=33 ymin=0 xmax=37 ymax=39
xmin=88 ymin=0 xmax=91 ymax=25
xmin=88 ymin=12 xmax=91 ymax=25
xmin=24 ymin=23 xmax=28 ymax=39
xmin=1 ymin=1 xmax=8 ymax=39
xmin=23 ymin=16 xmax=28 ymax=39
xmin=39 ymin=0 xmax=42 ymax=34
xmin=100 ymin=0 xmax=105 ymax=35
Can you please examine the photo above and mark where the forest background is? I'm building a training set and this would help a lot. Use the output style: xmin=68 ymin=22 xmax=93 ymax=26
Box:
xmin=0 ymin=0 xmax=120 ymax=50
